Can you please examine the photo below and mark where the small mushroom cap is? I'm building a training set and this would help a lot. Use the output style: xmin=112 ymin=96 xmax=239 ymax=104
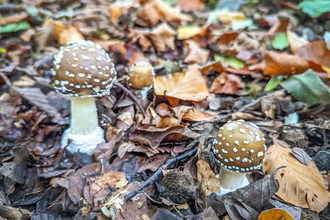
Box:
xmin=52 ymin=40 xmax=117 ymax=97
xmin=212 ymin=120 xmax=267 ymax=173
xmin=128 ymin=61 xmax=155 ymax=90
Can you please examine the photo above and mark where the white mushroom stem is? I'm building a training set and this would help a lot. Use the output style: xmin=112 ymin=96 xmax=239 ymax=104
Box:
xmin=69 ymin=97 xmax=99 ymax=135
xmin=219 ymin=168 xmax=249 ymax=194
xmin=61 ymin=96 xmax=105 ymax=155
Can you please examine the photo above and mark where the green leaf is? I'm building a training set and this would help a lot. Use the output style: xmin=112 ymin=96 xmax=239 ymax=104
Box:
xmin=0 ymin=48 xmax=6 ymax=53
xmin=0 ymin=21 xmax=31 ymax=34
xmin=280 ymin=69 xmax=330 ymax=106
xmin=298 ymin=0 xmax=330 ymax=18
xmin=214 ymin=55 xmax=244 ymax=69
xmin=272 ymin=33 xmax=290 ymax=50
xmin=24 ymin=5 xmax=44 ymax=22
xmin=231 ymin=18 xmax=254 ymax=31
xmin=264 ymin=76 xmax=284 ymax=91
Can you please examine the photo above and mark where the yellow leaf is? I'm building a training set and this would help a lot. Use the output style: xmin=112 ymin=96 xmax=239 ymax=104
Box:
xmin=154 ymin=64 xmax=209 ymax=102
xmin=177 ymin=25 xmax=201 ymax=40
xmin=218 ymin=11 xmax=245 ymax=24
xmin=263 ymin=145 xmax=330 ymax=212
xmin=258 ymin=208 xmax=294 ymax=220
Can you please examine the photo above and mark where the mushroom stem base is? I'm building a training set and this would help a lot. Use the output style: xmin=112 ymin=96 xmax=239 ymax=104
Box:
xmin=61 ymin=126 xmax=105 ymax=155
xmin=218 ymin=168 xmax=249 ymax=195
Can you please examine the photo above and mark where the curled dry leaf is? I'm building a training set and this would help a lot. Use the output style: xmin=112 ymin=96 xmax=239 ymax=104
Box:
xmin=196 ymin=157 xmax=220 ymax=196
xmin=297 ymin=41 xmax=330 ymax=73
xmin=184 ymin=40 xmax=210 ymax=65
xmin=209 ymin=72 xmax=243 ymax=95
xmin=176 ymin=0 xmax=205 ymax=12
xmin=264 ymin=51 xmax=309 ymax=76
xmin=258 ymin=208 xmax=294 ymax=220
xmin=152 ymin=0 xmax=193 ymax=22
xmin=200 ymin=61 xmax=224 ymax=75
xmin=154 ymin=64 xmax=209 ymax=102
xmin=263 ymin=145 xmax=330 ymax=212
xmin=286 ymin=28 xmax=308 ymax=54
xmin=157 ymin=116 xmax=180 ymax=129
xmin=149 ymin=23 xmax=177 ymax=52
xmin=172 ymin=106 xmax=217 ymax=122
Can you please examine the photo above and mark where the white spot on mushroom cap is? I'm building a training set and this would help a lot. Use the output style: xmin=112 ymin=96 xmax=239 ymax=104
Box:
xmin=233 ymin=147 xmax=238 ymax=152
xmin=234 ymin=140 xmax=239 ymax=145
xmin=81 ymin=55 xmax=90 ymax=60
xmin=222 ymin=149 xmax=228 ymax=154
xmin=257 ymin=151 xmax=264 ymax=157
xmin=242 ymin=158 xmax=248 ymax=162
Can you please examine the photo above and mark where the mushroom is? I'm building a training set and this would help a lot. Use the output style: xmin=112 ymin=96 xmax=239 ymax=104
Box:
xmin=127 ymin=61 xmax=155 ymax=99
xmin=211 ymin=119 xmax=267 ymax=195
xmin=52 ymin=40 xmax=117 ymax=155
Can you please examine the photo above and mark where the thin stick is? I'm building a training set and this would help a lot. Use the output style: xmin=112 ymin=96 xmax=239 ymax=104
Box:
xmin=192 ymin=90 xmax=284 ymax=128
xmin=113 ymin=82 xmax=146 ymax=117
xmin=124 ymin=144 xmax=199 ymax=201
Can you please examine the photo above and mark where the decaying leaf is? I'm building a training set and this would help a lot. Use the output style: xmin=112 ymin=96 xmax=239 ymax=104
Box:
xmin=263 ymin=144 xmax=330 ymax=212
xmin=258 ymin=208 xmax=295 ymax=220
xmin=210 ymin=72 xmax=244 ymax=95
xmin=176 ymin=0 xmax=205 ymax=12
xmin=152 ymin=0 xmax=193 ymax=22
xmin=196 ymin=157 xmax=220 ymax=196
xmin=149 ymin=23 xmax=177 ymax=52
xmin=297 ymin=41 xmax=330 ymax=71
xmin=184 ymin=40 xmax=210 ymax=65
xmin=172 ymin=106 xmax=217 ymax=122
xmin=264 ymin=51 xmax=309 ymax=76
xmin=154 ymin=64 xmax=209 ymax=102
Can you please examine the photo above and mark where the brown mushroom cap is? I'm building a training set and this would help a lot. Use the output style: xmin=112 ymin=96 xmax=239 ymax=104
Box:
xmin=212 ymin=120 xmax=267 ymax=173
xmin=52 ymin=40 xmax=117 ymax=97
xmin=128 ymin=62 xmax=155 ymax=90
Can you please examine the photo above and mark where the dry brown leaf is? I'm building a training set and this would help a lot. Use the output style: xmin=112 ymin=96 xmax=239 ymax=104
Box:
xmin=263 ymin=145 xmax=330 ymax=212
xmin=154 ymin=64 xmax=209 ymax=102
xmin=258 ymin=208 xmax=294 ymax=220
xmin=209 ymin=72 xmax=243 ymax=95
xmin=184 ymin=40 xmax=210 ymax=65
xmin=172 ymin=106 xmax=217 ymax=122
xmin=152 ymin=0 xmax=193 ymax=22
xmin=149 ymin=23 xmax=177 ymax=52
xmin=231 ymin=112 xmax=256 ymax=120
xmin=218 ymin=11 xmax=245 ymax=24
xmin=297 ymin=41 xmax=330 ymax=70
xmin=176 ymin=0 xmax=205 ymax=12
xmin=200 ymin=61 xmax=225 ymax=75
xmin=196 ymin=157 xmax=220 ymax=196
xmin=0 ymin=12 xmax=28 ymax=26
xmin=128 ymin=29 xmax=152 ymax=51
xmin=286 ymin=28 xmax=308 ymax=54
xmin=136 ymin=2 xmax=162 ymax=27
xmin=264 ymin=51 xmax=309 ymax=76
xmin=157 ymin=116 xmax=180 ymax=129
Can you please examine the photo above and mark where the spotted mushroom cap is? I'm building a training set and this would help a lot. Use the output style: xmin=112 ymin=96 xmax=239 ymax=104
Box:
xmin=52 ymin=40 xmax=117 ymax=97
xmin=127 ymin=61 xmax=155 ymax=90
xmin=211 ymin=120 xmax=267 ymax=173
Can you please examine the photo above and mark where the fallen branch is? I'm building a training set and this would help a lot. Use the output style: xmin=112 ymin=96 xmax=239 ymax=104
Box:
xmin=114 ymin=82 xmax=146 ymax=117
xmin=125 ymin=141 xmax=199 ymax=201
xmin=192 ymin=90 xmax=284 ymax=128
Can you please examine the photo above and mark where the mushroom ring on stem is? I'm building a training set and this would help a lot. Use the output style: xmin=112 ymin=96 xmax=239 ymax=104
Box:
xmin=52 ymin=40 xmax=117 ymax=155
xmin=211 ymin=119 xmax=267 ymax=195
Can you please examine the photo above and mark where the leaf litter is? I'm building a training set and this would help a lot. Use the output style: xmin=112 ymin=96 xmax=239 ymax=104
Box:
xmin=0 ymin=0 xmax=330 ymax=219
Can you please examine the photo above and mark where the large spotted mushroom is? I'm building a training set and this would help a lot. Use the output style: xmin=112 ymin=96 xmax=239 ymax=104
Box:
xmin=52 ymin=40 xmax=116 ymax=155
xmin=211 ymin=120 xmax=267 ymax=194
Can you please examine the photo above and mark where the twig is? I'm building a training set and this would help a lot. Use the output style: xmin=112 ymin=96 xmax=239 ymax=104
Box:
xmin=124 ymin=144 xmax=199 ymax=201
xmin=192 ymin=90 xmax=284 ymax=128
xmin=114 ymin=82 xmax=146 ymax=117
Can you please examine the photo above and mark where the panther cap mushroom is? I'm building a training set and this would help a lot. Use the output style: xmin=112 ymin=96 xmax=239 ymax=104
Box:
xmin=127 ymin=61 xmax=155 ymax=90
xmin=211 ymin=119 xmax=267 ymax=194
xmin=52 ymin=40 xmax=117 ymax=97
xmin=51 ymin=40 xmax=117 ymax=155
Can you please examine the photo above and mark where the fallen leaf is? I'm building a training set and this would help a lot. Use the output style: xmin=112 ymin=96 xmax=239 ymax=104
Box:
xmin=131 ymin=125 xmax=200 ymax=148
xmin=149 ymin=23 xmax=177 ymax=52
xmin=176 ymin=0 xmax=205 ymax=12
xmin=298 ymin=0 xmax=330 ymax=18
xmin=172 ymin=106 xmax=217 ymax=122
xmin=177 ymin=25 xmax=201 ymax=40
xmin=200 ymin=61 xmax=225 ymax=75
xmin=272 ymin=33 xmax=290 ymax=50
xmin=280 ymin=69 xmax=330 ymax=106
xmin=157 ymin=116 xmax=180 ymax=129
xmin=136 ymin=2 xmax=162 ymax=27
xmin=94 ymin=139 xmax=116 ymax=161
xmin=184 ymin=40 xmax=210 ymax=65
xmin=210 ymin=72 xmax=243 ymax=95
xmin=138 ymin=154 xmax=169 ymax=172
xmin=0 ymin=12 xmax=29 ymax=26
xmin=264 ymin=51 xmax=309 ymax=76
xmin=263 ymin=144 xmax=330 ymax=212
xmin=258 ymin=209 xmax=295 ymax=220
xmin=297 ymin=41 xmax=330 ymax=70
xmin=196 ymin=157 xmax=220 ymax=196
xmin=286 ymin=28 xmax=308 ymax=54
xmin=289 ymin=147 xmax=312 ymax=165
xmin=154 ymin=64 xmax=209 ymax=102
xmin=218 ymin=11 xmax=246 ymax=24
xmin=152 ymin=0 xmax=193 ymax=22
